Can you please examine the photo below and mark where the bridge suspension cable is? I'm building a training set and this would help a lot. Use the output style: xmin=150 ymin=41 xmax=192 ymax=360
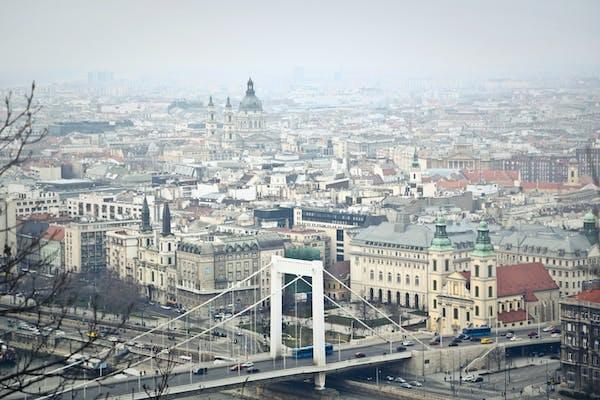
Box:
xmin=39 ymin=273 xmax=303 ymax=400
xmin=323 ymin=269 xmax=432 ymax=350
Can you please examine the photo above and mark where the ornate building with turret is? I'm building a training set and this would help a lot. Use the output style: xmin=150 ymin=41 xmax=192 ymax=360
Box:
xmin=203 ymin=78 xmax=277 ymax=151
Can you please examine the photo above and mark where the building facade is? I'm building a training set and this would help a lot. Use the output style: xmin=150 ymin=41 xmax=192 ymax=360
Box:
xmin=560 ymin=287 xmax=600 ymax=394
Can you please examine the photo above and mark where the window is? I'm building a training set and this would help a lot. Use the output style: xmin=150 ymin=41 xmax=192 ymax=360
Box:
xmin=387 ymin=272 xmax=392 ymax=282
xmin=405 ymin=275 xmax=410 ymax=285
xmin=369 ymin=270 xmax=374 ymax=280
xmin=442 ymin=308 xmax=446 ymax=318
xmin=433 ymin=299 xmax=437 ymax=309
xmin=415 ymin=276 xmax=420 ymax=286
xmin=396 ymin=273 xmax=401 ymax=283
xmin=475 ymin=305 xmax=480 ymax=316
xmin=489 ymin=306 xmax=493 ymax=317
xmin=475 ymin=286 xmax=479 ymax=297
xmin=475 ymin=265 xmax=480 ymax=277
xmin=433 ymin=260 xmax=437 ymax=271
xmin=433 ymin=280 xmax=437 ymax=291
xmin=466 ymin=311 xmax=470 ymax=321
xmin=453 ymin=308 xmax=459 ymax=319
xmin=488 ymin=286 xmax=493 ymax=297
xmin=445 ymin=259 xmax=449 ymax=271
xmin=488 ymin=265 xmax=493 ymax=277
xmin=379 ymin=271 xmax=383 ymax=281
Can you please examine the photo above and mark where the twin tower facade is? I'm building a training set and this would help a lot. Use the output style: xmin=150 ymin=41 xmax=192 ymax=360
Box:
xmin=205 ymin=78 xmax=266 ymax=142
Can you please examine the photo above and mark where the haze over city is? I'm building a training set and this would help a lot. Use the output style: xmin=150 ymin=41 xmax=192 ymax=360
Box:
xmin=0 ymin=2 xmax=599 ymax=400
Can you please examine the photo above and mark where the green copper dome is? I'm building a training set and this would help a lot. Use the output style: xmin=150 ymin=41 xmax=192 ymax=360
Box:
xmin=472 ymin=220 xmax=494 ymax=257
xmin=583 ymin=212 xmax=596 ymax=224
xmin=430 ymin=216 xmax=453 ymax=251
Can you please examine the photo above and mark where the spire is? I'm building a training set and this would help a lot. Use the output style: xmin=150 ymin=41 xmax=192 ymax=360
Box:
xmin=246 ymin=77 xmax=255 ymax=95
xmin=472 ymin=220 xmax=494 ymax=257
xmin=225 ymin=96 xmax=232 ymax=108
xmin=411 ymin=148 xmax=420 ymax=168
xmin=208 ymin=96 xmax=214 ymax=107
xmin=140 ymin=195 xmax=151 ymax=232
xmin=161 ymin=203 xmax=172 ymax=236
xmin=430 ymin=215 xmax=452 ymax=251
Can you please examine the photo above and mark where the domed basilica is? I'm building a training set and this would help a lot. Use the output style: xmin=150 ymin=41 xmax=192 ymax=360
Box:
xmin=204 ymin=78 xmax=267 ymax=149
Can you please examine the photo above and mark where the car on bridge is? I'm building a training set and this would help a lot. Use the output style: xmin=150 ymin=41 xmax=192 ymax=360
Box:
xmin=448 ymin=341 xmax=459 ymax=347
xmin=528 ymin=331 xmax=539 ymax=339
xmin=394 ymin=377 xmax=406 ymax=383
xmin=193 ymin=367 xmax=208 ymax=375
xmin=409 ymin=380 xmax=423 ymax=387
xmin=395 ymin=345 xmax=407 ymax=352
xmin=230 ymin=361 xmax=254 ymax=371
xmin=399 ymin=382 xmax=413 ymax=389
xmin=480 ymin=338 xmax=493 ymax=344
xmin=354 ymin=352 xmax=366 ymax=358
xmin=246 ymin=367 xmax=260 ymax=373
xmin=401 ymin=340 xmax=414 ymax=346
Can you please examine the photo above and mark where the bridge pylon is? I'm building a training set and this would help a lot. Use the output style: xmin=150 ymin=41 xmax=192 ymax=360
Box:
xmin=270 ymin=256 xmax=327 ymax=390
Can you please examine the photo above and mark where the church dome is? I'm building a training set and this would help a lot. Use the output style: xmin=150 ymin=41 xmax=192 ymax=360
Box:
xmin=239 ymin=78 xmax=263 ymax=112
xmin=584 ymin=211 xmax=596 ymax=224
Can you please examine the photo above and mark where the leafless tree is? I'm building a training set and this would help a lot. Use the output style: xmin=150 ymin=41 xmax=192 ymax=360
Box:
xmin=0 ymin=83 xmax=140 ymax=399
xmin=142 ymin=354 xmax=176 ymax=400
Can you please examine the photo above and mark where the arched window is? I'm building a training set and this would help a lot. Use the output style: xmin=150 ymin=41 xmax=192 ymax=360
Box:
xmin=369 ymin=288 xmax=374 ymax=301
xmin=396 ymin=273 xmax=401 ymax=283
xmin=475 ymin=265 xmax=480 ymax=277
xmin=405 ymin=293 xmax=410 ymax=307
xmin=405 ymin=274 xmax=410 ymax=285
xmin=415 ymin=276 xmax=420 ymax=286
xmin=378 ymin=289 xmax=383 ymax=303
xmin=396 ymin=291 xmax=401 ymax=305
xmin=414 ymin=294 xmax=419 ymax=309
xmin=387 ymin=290 xmax=391 ymax=303
xmin=379 ymin=271 xmax=383 ymax=281
xmin=370 ymin=270 xmax=374 ymax=280
xmin=388 ymin=272 xmax=392 ymax=282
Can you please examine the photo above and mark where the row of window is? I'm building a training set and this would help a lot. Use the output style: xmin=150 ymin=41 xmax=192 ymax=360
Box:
xmin=369 ymin=270 xmax=421 ymax=286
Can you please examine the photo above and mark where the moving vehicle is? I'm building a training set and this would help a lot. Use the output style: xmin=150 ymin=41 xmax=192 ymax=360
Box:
xmin=462 ymin=326 xmax=491 ymax=338
xmin=480 ymin=338 xmax=493 ymax=344
xmin=230 ymin=361 xmax=254 ymax=371
xmin=402 ymin=340 xmax=414 ymax=346
xmin=385 ymin=375 xmax=394 ymax=381
xmin=396 ymin=345 xmax=407 ymax=352
xmin=354 ymin=352 xmax=366 ymax=358
xmin=463 ymin=374 xmax=484 ymax=383
xmin=400 ymin=382 xmax=413 ymax=389
xmin=543 ymin=325 xmax=555 ymax=332
xmin=193 ymin=367 xmax=208 ymax=375
xmin=394 ymin=377 xmax=406 ymax=383
xmin=505 ymin=331 xmax=514 ymax=339
xmin=429 ymin=338 xmax=440 ymax=345
xmin=409 ymin=380 xmax=423 ymax=387
xmin=246 ymin=367 xmax=260 ymax=373
xmin=448 ymin=341 xmax=459 ymax=347
xmin=528 ymin=331 xmax=539 ymax=339
xmin=291 ymin=344 xmax=334 ymax=359
xmin=86 ymin=330 xmax=98 ymax=339
xmin=510 ymin=335 xmax=521 ymax=341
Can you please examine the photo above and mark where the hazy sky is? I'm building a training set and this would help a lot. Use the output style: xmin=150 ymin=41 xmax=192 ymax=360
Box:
xmin=1 ymin=0 xmax=599 ymax=86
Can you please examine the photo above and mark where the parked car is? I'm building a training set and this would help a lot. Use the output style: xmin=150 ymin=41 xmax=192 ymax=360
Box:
xmin=354 ymin=352 xmax=366 ymax=358
xmin=480 ymin=338 xmax=493 ymax=344
xmin=396 ymin=345 xmax=407 ymax=352
xmin=193 ymin=367 xmax=208 ymax=375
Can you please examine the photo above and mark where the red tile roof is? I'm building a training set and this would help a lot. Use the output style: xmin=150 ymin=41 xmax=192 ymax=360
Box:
xmin=573 ymin=289 xmax=600 ymax=304
xmin=43 ymin=225 xmax=64 ymax=241
xmin=463 ymin=170 xmax=519 ymax=185
xmin=459 ymin=271 xmax=471 ymax=281
xmin=497 ymin=309 xmax=531 ymax=324
xmin=497 ymin=262 xmax=558 ymax=301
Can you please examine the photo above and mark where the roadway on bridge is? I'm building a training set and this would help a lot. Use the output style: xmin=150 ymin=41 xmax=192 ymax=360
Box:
xmin=60 ymin=325 xmax=558 ymax=399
